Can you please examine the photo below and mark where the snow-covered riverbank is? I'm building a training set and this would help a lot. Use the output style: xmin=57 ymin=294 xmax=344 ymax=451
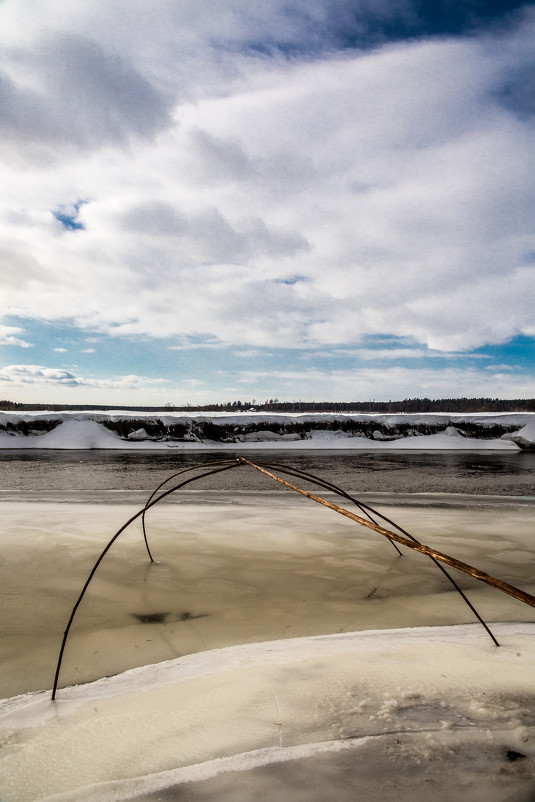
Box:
xmin=1 ymin=410 xmax=534 ymax=450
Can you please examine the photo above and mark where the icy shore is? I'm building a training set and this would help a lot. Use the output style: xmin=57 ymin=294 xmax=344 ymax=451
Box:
xmin=0 ymin=410 xmax=534 ymax=450
xmin=1 ymin=625 xmax=534 ymax=802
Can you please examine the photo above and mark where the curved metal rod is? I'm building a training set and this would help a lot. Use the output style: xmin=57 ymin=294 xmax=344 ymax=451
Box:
xmin=141 ymin=459 xmax=241 ymax=561
xmin=54 ymin=454 xmax=533 ymax=699
xmin=255 ymin=460 xmax=499 ymax=645
xmin=52 ymin=460 xmax=242 ymax=699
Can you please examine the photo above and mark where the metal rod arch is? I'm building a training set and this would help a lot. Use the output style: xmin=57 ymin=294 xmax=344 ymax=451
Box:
xmin=52 ymin=455 xmax=535 ymax=699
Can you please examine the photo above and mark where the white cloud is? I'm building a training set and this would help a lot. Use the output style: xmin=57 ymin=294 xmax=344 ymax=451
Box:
xmin=0 ymin=1 xmax=534 ymax=361
xmin=319 ymin=347 xmax=492 ymax=361
xmin=2 ymin=359 xmax=531 ymax=405
xmin=168 ymin=343 xmax=224 ymax=351
xmin=0 ymin=365 xmax=80 ymax=386
xmin=0 ymin=363 xmax=168 ymax=391
xmin=232 ymin=366 xmax=535 ymax=401
xmin=0 ymin=325 xmax=32 ymax=348
xmin=53 ymin=347 xmax=67 ymax=352
xmin=233 ymin=349 xmax=274 ymax=358
xmin=0 ymin=31 xmax=174 ymax=165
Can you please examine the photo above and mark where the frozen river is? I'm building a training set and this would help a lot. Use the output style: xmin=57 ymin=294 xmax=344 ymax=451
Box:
xmin=1 ymin=450 xmax=534 ymax=698
xmin=1 ymin=450 xmax=534 ymax=801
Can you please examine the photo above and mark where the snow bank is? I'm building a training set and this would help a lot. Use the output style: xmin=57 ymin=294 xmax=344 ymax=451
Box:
xmin=1 ymin=410 xmax=533 ymax=450
xmin=502 ymin=421 xmax=535 ymax=451
xmin=1 ymin=625 xmax=534 ymax=802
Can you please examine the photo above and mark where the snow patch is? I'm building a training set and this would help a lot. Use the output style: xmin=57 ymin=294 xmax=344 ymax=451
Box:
xmin=126 ymin=427 xmax=150 ymax=441
xmin=502 ymin=422 xmax=535 ymax=450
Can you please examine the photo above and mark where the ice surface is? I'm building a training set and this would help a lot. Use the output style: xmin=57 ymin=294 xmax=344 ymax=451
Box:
xmin=2 ymin=499 xmax=535 ymax=698
xmin=1 ymin=496 xmax=534 ymax=801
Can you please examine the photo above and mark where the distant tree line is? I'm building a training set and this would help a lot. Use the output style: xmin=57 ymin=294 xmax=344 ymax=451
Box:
xmin=0 ymin=397 xmax=534 ymax=413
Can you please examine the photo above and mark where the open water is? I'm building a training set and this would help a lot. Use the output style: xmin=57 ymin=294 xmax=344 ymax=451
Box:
xmin=0 ymin=449 xmax=534 ymax=500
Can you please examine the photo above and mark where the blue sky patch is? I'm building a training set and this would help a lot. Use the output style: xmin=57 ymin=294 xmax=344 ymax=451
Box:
xmin=52 ymin=201 xmax=87 ymax=231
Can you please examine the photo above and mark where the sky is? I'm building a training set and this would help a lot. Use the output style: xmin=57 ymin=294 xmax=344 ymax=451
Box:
xmin=0 ymin=0 xmax=534 ymax=406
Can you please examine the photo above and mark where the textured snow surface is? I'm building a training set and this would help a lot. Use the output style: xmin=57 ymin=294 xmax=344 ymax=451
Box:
xmin=1 ymin=625 xmax=535 ymax=802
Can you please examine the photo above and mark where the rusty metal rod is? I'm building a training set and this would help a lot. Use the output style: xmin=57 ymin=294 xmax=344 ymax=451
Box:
xmin=255 ymin=460 xmax=499 ymax=645
xmin=238 ymin=457 xmax=535 ymax=609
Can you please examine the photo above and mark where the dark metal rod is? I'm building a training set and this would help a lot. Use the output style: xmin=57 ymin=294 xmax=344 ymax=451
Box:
xmin=52 ymin=460 xmax=241 ymax=699
xmin=141 ymin=459 xmax=240 ymax=561
xmin=54 ymin=454 xmax=532 ymax=699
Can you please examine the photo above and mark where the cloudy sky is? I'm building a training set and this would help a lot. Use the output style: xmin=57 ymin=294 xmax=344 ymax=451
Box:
xmin=1 ymin=0 xmax=534 ymax=405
